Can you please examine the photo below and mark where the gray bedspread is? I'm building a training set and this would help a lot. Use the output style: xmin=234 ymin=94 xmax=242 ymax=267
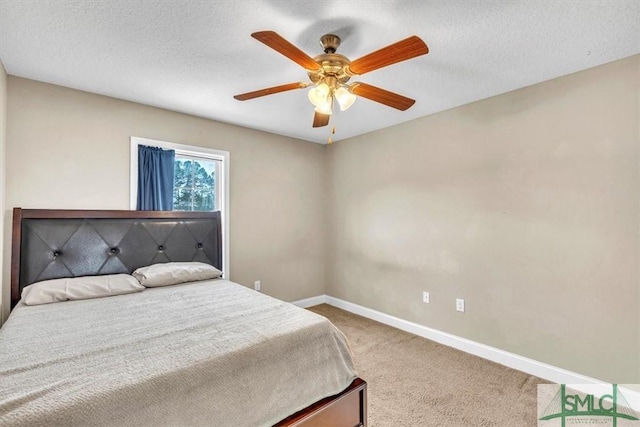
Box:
xmin=0 ymin=280 xmax=357 ymax=426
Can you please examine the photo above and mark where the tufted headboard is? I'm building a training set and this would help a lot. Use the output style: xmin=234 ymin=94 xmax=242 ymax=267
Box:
xmin=10 ymin=208 xmax=222 ymax=309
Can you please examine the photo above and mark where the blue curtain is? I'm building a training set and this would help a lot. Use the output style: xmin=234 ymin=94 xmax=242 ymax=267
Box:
xmin=137 ymin=145 xmax=175 ymax=210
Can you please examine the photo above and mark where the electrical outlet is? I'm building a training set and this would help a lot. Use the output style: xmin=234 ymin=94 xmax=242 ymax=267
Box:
xmin=254 ymin=280 xmax=261 ymax=291
xmin=422 ymin=291 xmax=430 ymax=303
xmin=456 ymin=298 xmax=465 ymax=312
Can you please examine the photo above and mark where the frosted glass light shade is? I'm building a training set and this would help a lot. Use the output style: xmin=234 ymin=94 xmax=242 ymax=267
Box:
xmin=314 ymin=96 xmax=333 ymax=115
xmin=308 ymin=83 xmax=330 ymax=107
xmin=335 ymin=86 xmax=356 ymax=111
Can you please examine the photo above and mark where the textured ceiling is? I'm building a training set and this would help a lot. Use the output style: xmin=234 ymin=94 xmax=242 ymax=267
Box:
xmin=0 ymin=1 xmax=638 ymax=144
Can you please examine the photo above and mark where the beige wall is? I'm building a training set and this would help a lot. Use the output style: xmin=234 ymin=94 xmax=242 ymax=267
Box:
xmin=326 ymin=55 xmax=640 ymax=383
xmin=2 ymin=77 xmax=327 ymax=320
xmin=0 ymin=61 xmax=6 ymax=324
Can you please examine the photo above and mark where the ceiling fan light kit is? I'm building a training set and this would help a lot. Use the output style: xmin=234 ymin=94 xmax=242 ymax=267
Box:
xmin=308 ymin=81 xmax=356 ymax=114
xmin=234 ymin=30 xmax=429 ymax=130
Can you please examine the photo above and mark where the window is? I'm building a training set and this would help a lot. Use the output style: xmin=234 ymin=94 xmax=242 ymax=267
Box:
xmin=130 ymin=137 xmax=230 ymax=277
xmin=173 ymin=154 xmax=220 ymax=211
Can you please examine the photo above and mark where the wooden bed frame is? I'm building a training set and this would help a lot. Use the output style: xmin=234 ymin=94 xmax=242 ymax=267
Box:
xmin=10 ymin=208 xmax=367 ymax=427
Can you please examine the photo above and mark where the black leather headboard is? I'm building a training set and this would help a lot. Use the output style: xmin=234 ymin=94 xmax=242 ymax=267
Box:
xmin=11 ymin=208 xmax=222 ymax=309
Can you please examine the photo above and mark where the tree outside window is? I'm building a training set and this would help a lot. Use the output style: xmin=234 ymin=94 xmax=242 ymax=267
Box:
xmin=173 ymin=156 xmax=217 ymax=211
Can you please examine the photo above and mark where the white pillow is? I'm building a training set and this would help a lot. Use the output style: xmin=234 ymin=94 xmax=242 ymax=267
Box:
xmin=132 ymin=262 xmax=223 ymax=287
xmin=22 ymin=274 xmax=144 ymax=306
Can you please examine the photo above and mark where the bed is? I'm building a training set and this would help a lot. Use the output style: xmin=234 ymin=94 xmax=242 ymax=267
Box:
xmin=1 ymin=208 xmax=367 ymax=427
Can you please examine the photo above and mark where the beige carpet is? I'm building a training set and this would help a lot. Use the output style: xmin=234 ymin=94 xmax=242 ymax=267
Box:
xmin=308 ymin=304 xmax=549 ymax=427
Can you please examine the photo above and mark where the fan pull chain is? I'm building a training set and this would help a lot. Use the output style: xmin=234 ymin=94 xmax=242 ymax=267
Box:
xmin=328 ymin=126 xmax=336 ymax=145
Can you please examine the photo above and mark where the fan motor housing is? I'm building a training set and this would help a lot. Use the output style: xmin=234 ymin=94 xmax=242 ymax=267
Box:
xmin=308 ymin=53 xmax=351 ymax=84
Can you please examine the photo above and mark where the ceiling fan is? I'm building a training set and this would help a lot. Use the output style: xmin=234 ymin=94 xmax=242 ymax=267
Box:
xmin=234 ymin=31 xmax=429 ymax=128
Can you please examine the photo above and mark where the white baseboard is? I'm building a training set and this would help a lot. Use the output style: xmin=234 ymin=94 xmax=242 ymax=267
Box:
xmin=291 ymin=295 xmax=327 ymax=308
xmin=292 ymin=294 xmax=605 ymax=386
xmin=619 ymin=385 xmax=640 ymax=412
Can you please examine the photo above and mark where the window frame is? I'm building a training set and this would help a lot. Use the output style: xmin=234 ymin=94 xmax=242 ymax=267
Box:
xmin=130 ymin=136 xmax=230 ymax=278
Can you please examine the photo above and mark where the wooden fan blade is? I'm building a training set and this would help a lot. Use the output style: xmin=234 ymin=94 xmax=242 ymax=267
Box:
xmin=350 ymin=82 xmax=416 ymax=111
xmin=252 ymin=31 xmax=321 ymax=71
xmin=313 ymin=111 xmax=330 ymax=127
xmin=234 ymin=82 xmax=309 ymax=101
xmin=347 ymin=36 xmax=428 ymax=76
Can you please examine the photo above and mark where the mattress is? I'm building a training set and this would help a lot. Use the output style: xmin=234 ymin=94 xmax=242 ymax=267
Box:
xmin=0 ymin=279 xmax=357 ymax=427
